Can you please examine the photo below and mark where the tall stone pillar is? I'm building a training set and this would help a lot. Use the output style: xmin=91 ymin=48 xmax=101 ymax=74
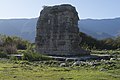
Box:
xmin=36 ymin=4 xmax=89 ymax=56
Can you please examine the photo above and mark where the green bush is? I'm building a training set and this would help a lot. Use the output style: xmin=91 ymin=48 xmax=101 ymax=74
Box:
xmin=9 ymin=56 xmax=19 ymax=60
xmin=23 ymin=52 xmax=52 ymax=61
xmin=0 ymin=52 xmax=8 ymax=58
xmin=17 ymin=50 xmax=27 ymax=54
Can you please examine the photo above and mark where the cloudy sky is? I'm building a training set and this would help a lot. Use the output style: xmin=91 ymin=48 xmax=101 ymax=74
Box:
xmin=0 ymin=0 xmax=120 ymax=19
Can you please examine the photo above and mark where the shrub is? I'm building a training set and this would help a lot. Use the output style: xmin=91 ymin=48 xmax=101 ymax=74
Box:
xmin=9 ymin=56 xmax=19 ymax=60
xmin=4 ymin=45 xmax=17 ymax=54
xmin=23 ymin=52 xmax=52 ymax=61
xmin=0 ymin=52 xmax=8 ymax=58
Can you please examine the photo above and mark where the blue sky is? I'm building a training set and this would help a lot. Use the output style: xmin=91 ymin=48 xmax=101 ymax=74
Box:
xmin=0 ymin=0 xmax=120 ymax=19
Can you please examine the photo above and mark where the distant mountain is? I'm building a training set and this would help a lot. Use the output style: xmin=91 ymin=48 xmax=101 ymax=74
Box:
xmin=79 ymin=25 xmax=114 ymax=39
xmin=0 ymin=18 xmax=37 ymax=42
xmin=0 ymin=17 xmax=120 ymax=41
xmin=79 ymin=18 xmax=120 ymax=39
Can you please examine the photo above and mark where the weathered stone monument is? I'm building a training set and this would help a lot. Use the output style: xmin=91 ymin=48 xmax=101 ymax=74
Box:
xmin=36 ymin=4 xmax=89 ymax=56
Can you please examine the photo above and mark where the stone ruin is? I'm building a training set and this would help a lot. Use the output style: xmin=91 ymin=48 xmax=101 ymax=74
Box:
xmin=35 ymin=4 xmax=89 ymax=56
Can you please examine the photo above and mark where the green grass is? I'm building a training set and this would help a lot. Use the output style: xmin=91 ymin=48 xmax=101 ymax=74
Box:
xmin=0 ymin=50 xmax=120 ymax=80
xmin=0 ymin=60 xmax=120 ymax=80
xmin=91 ymin=50 xmax=120 ymax=55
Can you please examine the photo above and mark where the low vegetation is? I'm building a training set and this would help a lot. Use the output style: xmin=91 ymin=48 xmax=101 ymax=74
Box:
xmin=23 ymin=52 xmax=52 ymax=61
xmin=0 ymin=34 xmax=52 ymax=61
xmin=79 ymin=32 xmax=120 ymax=50
xmin=0 ymin=33 xmax=120 ymax=80
xmin=0 ymin=59 xmax=120 ymax=80
xmin=0 ymin=34 xmax=28 ymax=54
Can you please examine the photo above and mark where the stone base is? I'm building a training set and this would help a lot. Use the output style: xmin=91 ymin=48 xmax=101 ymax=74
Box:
xmin=37 ymin=48 xmax=90 ymax=57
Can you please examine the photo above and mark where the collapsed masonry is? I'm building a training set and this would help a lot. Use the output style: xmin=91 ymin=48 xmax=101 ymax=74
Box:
xmin=35 ymin=4 xmax=89 ymax=56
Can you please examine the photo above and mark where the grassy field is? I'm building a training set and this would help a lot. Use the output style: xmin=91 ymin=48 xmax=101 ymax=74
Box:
xmin=0 ymin=59 xmax=120 ymax=80
xmin=91 ymin=50 xmax=120 ymax=55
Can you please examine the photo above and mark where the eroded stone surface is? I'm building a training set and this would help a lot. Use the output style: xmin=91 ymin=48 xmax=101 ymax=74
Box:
xmin=36 ymin=4 xmax=89 ymax=56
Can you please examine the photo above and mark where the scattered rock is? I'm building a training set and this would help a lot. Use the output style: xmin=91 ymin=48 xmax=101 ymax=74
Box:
xmin=60 ymin=63 xmax=66 ymax=67
xmin=72 ymin=61 xmax=81 ymax=66
xmin=110 ymin=58 xmax=116 ymax=61
xmin=100 ymin=68 xmax=107 ymax=71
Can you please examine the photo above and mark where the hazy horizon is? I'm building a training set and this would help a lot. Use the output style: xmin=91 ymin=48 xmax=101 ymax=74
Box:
xmin=0 ymin=17 xmax=120 ymax=20
xmin=0 ymin=0 xmax=120 ymax=19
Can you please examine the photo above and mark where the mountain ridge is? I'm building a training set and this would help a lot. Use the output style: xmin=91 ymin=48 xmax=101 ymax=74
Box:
xmin=0 ymin=17 xmax=120 ymax=41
